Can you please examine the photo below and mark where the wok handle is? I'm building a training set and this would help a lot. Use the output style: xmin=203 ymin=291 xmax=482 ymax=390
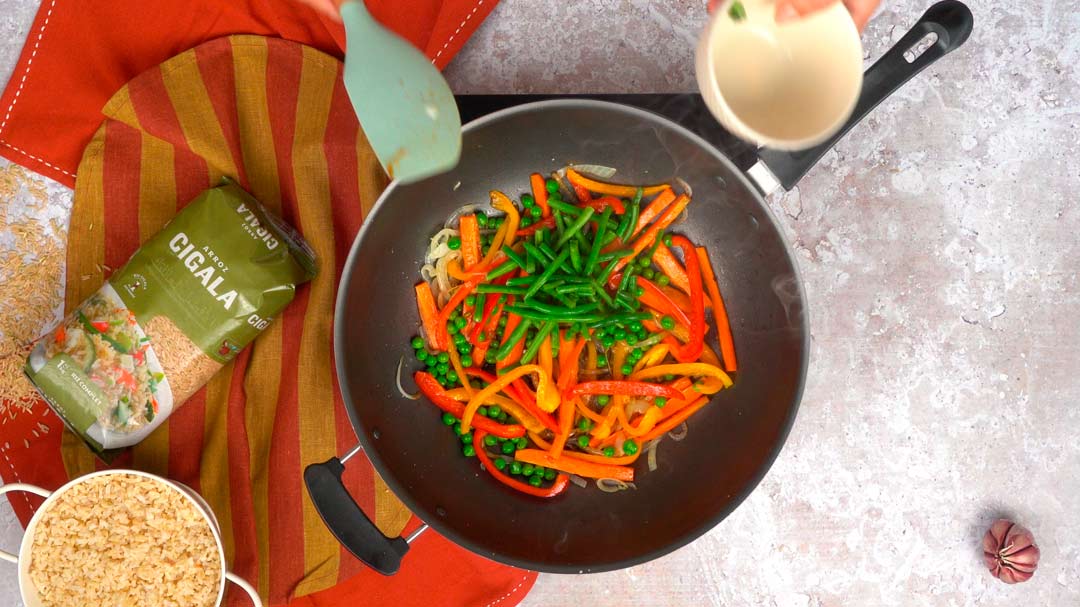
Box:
xmin=304 ymin=456 xmax=409 ymax=575
xmin=757 ymin=0 xmax=973 ymax=191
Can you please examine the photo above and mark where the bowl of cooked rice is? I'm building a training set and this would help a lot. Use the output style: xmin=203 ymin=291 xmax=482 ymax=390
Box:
xmin=0 ymin=470 xmax=261 ymax=607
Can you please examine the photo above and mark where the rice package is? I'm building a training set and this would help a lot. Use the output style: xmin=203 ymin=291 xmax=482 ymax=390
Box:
xmin=26 ymin=180 xmax=317 ymax=456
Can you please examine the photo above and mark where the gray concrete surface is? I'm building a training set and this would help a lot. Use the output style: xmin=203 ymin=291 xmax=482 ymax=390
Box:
xmin=2 ymin=0 xmax=1079 ymax=605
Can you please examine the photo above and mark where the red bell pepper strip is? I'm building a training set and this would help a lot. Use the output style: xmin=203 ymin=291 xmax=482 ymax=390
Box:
xmin=696 ymin=247 xmax=737 ymax=372
xmin=515 ymin=215 xmax=556 ymax=237
xmin=631 ymin=188 xmax=676 ymax=239
xmin=459 ymin=214 xmax=481 ymax=270
xmin=579 ymin=196 xmax=625 ymax=215
xmin=91 ymin=320 xmax=110 ymax=333
xmin=605 ymin=193 xmax=690 ymax=287
xmin=662 ymin=235 xmax=705 ymax=363
xmin=636 ymin=276 xmax=692 ymax=329
xmin=571 ymin=181 xmax=592 ymax=204
xmin=569 ymin=380 xmax=683 ymax=401
xmin=415 ymin=282 xmax=442 ymax=349
xmin=652 ymin=242 xmax=692 ymax=294
xmin=530 ymin=173 xmax=551 ymax=218
xmin=463 ymin=368 xmax=559 ymax=432
xmin=413 ymin=372 xmax=525 ymax=439
xmin=435 ymin=278 xmax=481 ymax=351
xmin=473 ymin=431 xmax=569 ymax=498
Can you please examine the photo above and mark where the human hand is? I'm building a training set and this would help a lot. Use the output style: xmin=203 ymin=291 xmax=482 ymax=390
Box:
xmin=707 ymin=0 xmax=880 ymax=32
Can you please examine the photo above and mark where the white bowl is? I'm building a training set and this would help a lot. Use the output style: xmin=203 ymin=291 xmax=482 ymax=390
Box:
xmin=696 ymin=0 xmax=864 ymax=150
xmin=0 ymin=470 xmax=261 ymax=607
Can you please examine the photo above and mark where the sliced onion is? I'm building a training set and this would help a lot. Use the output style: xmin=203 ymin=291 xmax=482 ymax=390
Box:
xmin=426 ymin=228 xmax=458 ymax=263
xmin=668 ymin=422 xmax=688 ymax=441
xmin=396 ymin=356 xmax=421 ymax=400
xmin=569 ymin=474 xmax=588 ymax=488
xmin=625 ymin=398 xmax=650 ymax=418
xmin=674 ymin=176 xmax=692 ymax=198
xmin=646 ymin=437 xmax=661 ymax=472
xmin=550 ymin=171 xmax=577 ymax=203
xmin=563 ymin=164 xmax=618 ymax=180
xmin=635 ymin=332 xmax=666 ymax=349
xmin=433 ymin=250 xmax=461 ymax=303
xmin=596 ymin=478 xmax=636 ymax=492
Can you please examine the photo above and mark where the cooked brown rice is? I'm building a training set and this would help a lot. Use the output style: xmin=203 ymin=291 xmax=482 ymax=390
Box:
xmin=29 ymin=473 xmax=222 ymax=607
xmin=144 ymin=315 xmax=223 ymax=405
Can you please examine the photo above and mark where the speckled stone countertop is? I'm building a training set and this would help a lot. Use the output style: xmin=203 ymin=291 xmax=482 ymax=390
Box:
xmin=2 ymin=1 xmax=1078 ymax=605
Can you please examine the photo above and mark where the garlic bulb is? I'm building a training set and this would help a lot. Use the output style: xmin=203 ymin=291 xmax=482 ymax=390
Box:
xmin=982 ymin=519 xmax=1040 ymax=583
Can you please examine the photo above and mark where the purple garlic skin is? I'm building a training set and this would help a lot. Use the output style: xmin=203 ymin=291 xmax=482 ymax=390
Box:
xmin=982 ymin=519 xmax=1040 ymax=583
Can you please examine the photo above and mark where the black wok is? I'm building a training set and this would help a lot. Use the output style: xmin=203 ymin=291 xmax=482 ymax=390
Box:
xmin=306 ymin=1 xmax=972 ymax=576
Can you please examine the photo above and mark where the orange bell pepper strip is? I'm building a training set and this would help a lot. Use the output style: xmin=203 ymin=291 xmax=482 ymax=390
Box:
xmin=463 ymin=368 xmax=559 ymax=432
xmin=414 ymin=282 xmax=442 ymax=349
xmin=530 ymin=173 xmax=551 ymax=217
xmin=514 ymin=448 xmax=635 ymax=481
xmin=460 ymin=364 xmax=559 ymax=433
xmin=631 ymin=188 xmax=676 ymax=239
xmin=566 ymin=168 xmax=668 ymax=199
xmin=447 ymin=346 xmax=473 ymax=398
xmin=589 ymin=399 xmax=621 ymax=445
xmin=459 ymin=214 xmax=481 ymax=270
xmin=539 ymin=335 xmax=554 ymax=383
xmin=473 ymin=431 xmax=569 ymax=498
xmin=605 ymin=193 xmax=690 ymax=286
xmin=633 ymin=343 xmax=670 ymax=373
xmin=445 ymin=388 xmax=547 ymax=434
xmin=696 ymin=247 xmax=737 ymax=372
xmin=434 ymin=278 xmax=481 ymax=351
xmin=550 ymin=395 xmax=577 ymax=459
xmin=630 ymin=362 xmax=733 ymax=390
xmin=618 ymin=404 xmax=665 ymax=437
xmin=662 ymin=235 xmax=704 ymax=363
xmin=652 ymin=242 xmax=692 ymax=294
xmin=413 ymin=372 xmax=525 ymax=439
xmin=490 ymin=190 xmax=520 ymax=248
xmin=575 ymin=398 xmax=607 ymax=424
xmin=636 ymin=276 xmax=692 ymax=328
xmin=528 ymin=431 xmax=640 ymax=465
xmin=639 ymin=396 xmax=711 ymax=443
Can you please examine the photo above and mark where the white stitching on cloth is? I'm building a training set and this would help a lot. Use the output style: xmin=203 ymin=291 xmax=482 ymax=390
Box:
xmin=483 ymin=574 xmax=530 ymax=607
xmin=0 ymin=141 xmax=75 ymax=177
xmin=0 ymin=442 xmax=33 ymax=513
xmin=432 ymin=0 xmax=485 ymax=63
xmin=0 ymin=0 xmax=57 ymax=135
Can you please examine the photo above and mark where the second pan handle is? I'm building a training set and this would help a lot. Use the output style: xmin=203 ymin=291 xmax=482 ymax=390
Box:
xmin=757 ymin=0 xmax=974 ymax=191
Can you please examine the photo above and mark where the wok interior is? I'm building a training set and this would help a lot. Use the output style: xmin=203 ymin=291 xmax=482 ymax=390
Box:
xmin=337 ymin=102 xmax=807 ymax=572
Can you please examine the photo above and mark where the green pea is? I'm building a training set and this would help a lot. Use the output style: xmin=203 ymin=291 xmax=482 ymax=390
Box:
xmin=663 ymin=373 xmax=676 ymax=381
xmin=461 ymin=431 xmax=473 ymax=444
xmin=630 ymin=348 xmax=643 ymax=361
xmin=461 ymin=355 xmax=475 ymax=367
xmin=488 ymin=405 xmax=502 ymax=417
xmin=577 ymin=435 xmax=591 ymax=448
xmin=426 ymin=361 xmax=438 ymax=373
xmin=478 ymin=406 xmax=488 ymax=418
xmin=416 ymin=349 xmax=428 ymax=362
xmin=515 ymin=437 xmax=528 ymax=449
xmin=630 ymin=321 xmax=644 ymax=334
xmin=656 ymin=275 xmax=670 ymax=287
xmin=520 ymin=217 xmax=533 ymax=228
xmin=501 ymin=440 xmax=516 ymax=455
xmin=633 ymin=286 xmax=645 ymax=297
xmin=453 ymin=422 xmax=463 ymax=435
xmin=494 ymin=458 xmax=507 ymax=471
xmin=521 ymin=463 xmax=535 ymax=477
xmin=463 ymin=444 xmax=476 ymax=457
xmin=620 ymin=363 xmax=633 ymax=376
xmin=660 ymin=316 xmax=676 ymax=330
xmin=596 ymin=355 xmax=608 ymax=367
xmin=638 ymin=256 xmax=651 ymax=268
xmin=465 ymin=295 xmax=476 ymax=307
xmin=596 ymin=394 xmax=610 ymax=406
xmin=437 ymin=352 xmax=450 ymax=363
xmin=625 ymin=333 xmax=639 ymax=345
xmin=623 ymin=439 xmax=639 ymax=455
xmin=411 ymin=336 xmax=425 ymax=349
xmin=654 ymin=397 xmax=667 ymax=408
xmin=522 ymin=193 xmax=535 ymax=208
xmin=528 ymin=474 xmax=543 ymax=487
xmin=543 ymin=468 xmax=556 ymax=481
xmin=498 ymin=412 xmax=509 ymax=423
xmin=510 ymin=461 xmax=523 ymax=475
xmin=642 ymin=268 xmax=655 ymax=280
xmin=448 ymin=322 xmax=460 ymax=335
xmin=485 ymin=351 xmax=498 ymax=364
xmin=578 ymin=418 xmax=593 ymax=431
xmin=478 ymin=214 xmax=489 ymax=228
xmin=447 ymin=236 xmax=462 ymax=250
xmin=529 ymin=205 xmax=542 ymax=218
xmin=454 ymin=316 xmax=467 ymax=329
xmin=437 ymin=376 xmax=449 ymax=387
xmin=613 ymin=329 xmax=627 ymax=340
xmin=601 ymin=335 xmax=615 ymax=348
xmin=442 ymin=412 xmax=457 ymax=426
xmin=545 ymin=178 xmax=559 ymax=194
xmin=458 ymin=343 xmax=472 ymax=356
xmin=603 ymin=446 xmax=616 ymax=457
xmin=446 ymin=370 xmax=459 ymax=383
xmin=662 ymin=233 xmax=673 ymax=246
xmin=498 ymin=316 xmax=508 ymax=328
xmin=437 ymin=362 xmax=449 ymax=375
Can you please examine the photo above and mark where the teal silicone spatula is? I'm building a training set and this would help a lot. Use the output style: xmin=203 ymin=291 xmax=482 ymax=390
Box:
xmin=340 ymin=1 xmax=461 ymax=183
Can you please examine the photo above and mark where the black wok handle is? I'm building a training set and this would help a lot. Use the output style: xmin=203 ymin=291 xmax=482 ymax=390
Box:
xmin=757 ymin=0 xmax=974 ymax=190
xmin=304 ymin=456 xmax=409 ymax=575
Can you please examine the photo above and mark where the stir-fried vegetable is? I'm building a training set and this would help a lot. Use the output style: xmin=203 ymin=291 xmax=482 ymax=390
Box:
xmin=405 ymin=169 xmax=739 ymax=497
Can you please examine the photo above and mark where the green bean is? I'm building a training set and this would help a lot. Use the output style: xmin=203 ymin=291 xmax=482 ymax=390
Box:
xmin=506 ymin=275 xmax=539 ymax=287
xmin=523 ymin=247 xmax=571 ymax=300
xmin=569 ymin=239 xmax=583 ymax=273
xmin=486 ymin=259 xmax=518 ymax=281
xmin=620 ymin=196 xmax=640 ymax=242
xmin=556 ymin=284 xmax=595 ymax=295
xmin=518 ymin=301 xmax=599 ymax=316
xmin=504 ymin=306 xmax=603 ymax=324
xmin=597 ymin=248 xmax=634 ymax=262
xmin=501 ymin=245 xmax=527 ymax=270
xmin=520 ymin=321 xmax=556 ymax=364
xmin=549 ymin=329 xmax=561 ymax=358
xmin=590 ymin=280 xmax=616 ymax=308
xmin=476 ymin=284 xmax=527 ymax=295
xmin=494 ymin=318 xmax=532 ymax=359
xmin=556 ymin=207 xmax=595 ymax=249
xmin=584 ymin=206 xmax=613 ymax=276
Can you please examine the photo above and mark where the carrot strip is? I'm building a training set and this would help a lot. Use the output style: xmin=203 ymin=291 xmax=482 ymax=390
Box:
xmin=639 ymin=396 xmax=711 ymax=443
xmin=415 ymin=282 xmax=442 ymax=349
xmin=696 ymin=247 xmax=737 ymax=372
xmin=459 ymin=214 xmax=481 ymax=269
xmin=528 ymin=432 xmax=640 ymax=466
xmin=539 ymin=336 xmax=554 ymax=383
xmin=652 ymin=243 xmax=692 ymax=294
xmin=605 ymin=194 xmax=690 ymax=286
xmin=566 ymin=168 xmax=668 ymax=199
xmin=530 ymin=173 xmax=551 ymax=217
xmin=631 ymin=188 xmax=675 ymax=239
xmin=514 ymin=448 xmax=635 ymax=481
